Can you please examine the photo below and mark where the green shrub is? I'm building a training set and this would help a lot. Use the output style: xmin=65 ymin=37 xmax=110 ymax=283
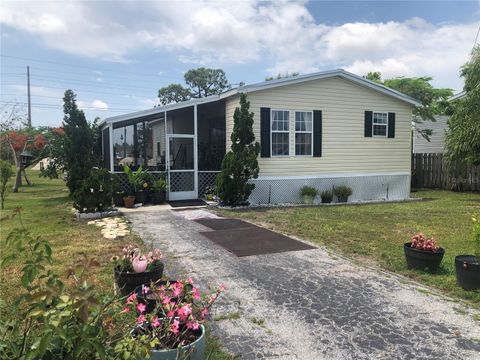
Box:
xmin=72 ymin=168 xmax=113 ymax=213
xmin=151 ymin=177 xmax=167 ymax=192
xmin=0 ymin=212 xmax=119 ymax=359
xmin=320 ymin=190 xmax=333 ymax=199
xmin=300 ymin=186 xmax=317 ymax=197
xmin=216 ymin=94 xmax=260 ymax=206
xmin=333 ymin=185 xmax=352 ymax=199
xmin=0 ymin=160 xmax=13 ymax=210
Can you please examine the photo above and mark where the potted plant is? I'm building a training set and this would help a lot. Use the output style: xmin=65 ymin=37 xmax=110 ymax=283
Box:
xmin=115 ymin=278 xmax=224 ymax=360
xmin=455 ymin=215 xmax=480 ymax=290
xmin=300 ymin=186 xmax=317 ymax=204
xmin=320 ymin=190 xmax=333 ymax=204
xmin=111 ymin=174 xmax=125 ymax=207
xmin=404 ymin=233 xmax=445 ymax=272
xmin=123 ymin=165 xmax=147 ymax=207
xmin=113 ymin=244 xmax=164 ymax=296
xmin=151 ymin=177 xmax=167 ymax=205
xmin=333 ymin=185 xmax=352 ymax=203
xmin=203 ymin=186 xmax=215 ymax=201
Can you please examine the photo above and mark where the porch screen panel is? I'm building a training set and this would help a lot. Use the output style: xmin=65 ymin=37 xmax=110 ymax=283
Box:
xmin=113 ymin=124 xmax=134 ymax=171
xmin=167 ymin=106 xmax=194 ymax=134
xmin=197 ymin=101 xmax=226 ymax=171
xmin=102 ymin=127 xmax=110 ymax=170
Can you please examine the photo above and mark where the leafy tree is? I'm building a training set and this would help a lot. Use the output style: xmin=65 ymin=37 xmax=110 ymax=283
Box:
xmin=62 ymin=90 xmax=95 ymax=194
xmin=157 ymin=84 xmax=191 ymax=106
xmin=364 ymin=71 xmax=382 ymax=83
xmin=157 ymin=68 xmax=229 ymax=105
xmin=184 ymin=67 xmax=229 ymax=98
xmin=0 ymin=159 xmax=13 ymax=209
xmin=216 ymin=94 xmax=260 ymax=206
xmin=265 ymin=72 xmax=300 ymax=81
xmin=39 ymin=126 xmax=66 ymax=179
xmin=363 ymin=72 xmax=453 ymax=139
xmin=0 ymin=129 xmax=45 ymax=192
xmin=445 ymin=46 xmax=480 ymax=165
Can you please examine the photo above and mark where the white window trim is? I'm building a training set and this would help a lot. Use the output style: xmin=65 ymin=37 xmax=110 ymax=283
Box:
xmin=294 ymin=110 xmax=314 ymax=156
xmin=271 ymin=109 xmax=290 ymax=157
xmin=372 ymin=111 xmax=389 ymax=138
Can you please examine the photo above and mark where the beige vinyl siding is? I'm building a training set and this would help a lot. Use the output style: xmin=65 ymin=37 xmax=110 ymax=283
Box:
xmin=225 ymin=76 xmax=413 ymax=177
xmin=225 ymin=95 xmax=240 ymax=150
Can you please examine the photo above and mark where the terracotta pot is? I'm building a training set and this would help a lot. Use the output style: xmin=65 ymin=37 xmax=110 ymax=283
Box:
xmin=123 ymin=196 xmax=136 ymax=208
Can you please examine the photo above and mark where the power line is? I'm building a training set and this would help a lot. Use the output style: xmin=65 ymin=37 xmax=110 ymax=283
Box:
xmin=0 ymin=54 xmax=178 ymax=79
xmin=0 ymin=100 xmax=140 ymax=112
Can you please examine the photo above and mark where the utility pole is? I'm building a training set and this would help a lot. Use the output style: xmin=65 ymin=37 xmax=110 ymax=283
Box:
xmin=27 ymin=65 xmax=31 ymax=127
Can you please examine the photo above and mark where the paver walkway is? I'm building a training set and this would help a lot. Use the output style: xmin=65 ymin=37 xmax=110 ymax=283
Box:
xmin=125 ymin=208 xmax=480 ymax=360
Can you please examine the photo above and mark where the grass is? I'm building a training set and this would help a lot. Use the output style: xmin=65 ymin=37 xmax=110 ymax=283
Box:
xmin=0 ymin=171 xmax=233 ymax=359
xmin=218 ymin=190 xmax=480 ymax=306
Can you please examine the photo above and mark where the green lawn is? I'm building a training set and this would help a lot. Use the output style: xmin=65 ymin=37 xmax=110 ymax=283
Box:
xmin=219 ymin=190 xmax=480 ymax=306
xmin=0 ymin=171 xmax=233 ymax=359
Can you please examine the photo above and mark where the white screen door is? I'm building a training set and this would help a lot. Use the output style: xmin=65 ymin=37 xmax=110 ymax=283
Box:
xmin=167 ymin=135 xmax=197 ymax=200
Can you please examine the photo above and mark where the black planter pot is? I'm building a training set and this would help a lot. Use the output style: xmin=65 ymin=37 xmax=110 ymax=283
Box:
xmin=114 ymin=264 xmax=164 ymax=296
xmin=321 ymin=197 xmax=332 ymax=204
xmin=337 ymin=196 xmax=349 ymax=203
xmin=113 ymin=193 xmax=124 ymax=207
xmin=151 ymin=191 xmax=166 ymax=205
xmin=135 ymin=190 xmax=150 ymax=204
xmin=404 ymin=243 xmax=445 ymax=272
xmin=455 ymin=255 xmax=480 ymax=291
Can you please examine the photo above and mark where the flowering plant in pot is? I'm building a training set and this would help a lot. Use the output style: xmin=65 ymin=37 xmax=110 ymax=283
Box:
xmin=404 ymin=233 xmax=445 ymax=272
xmin=333 ymin=185 xmax=352 ymax=203
xmin=114 ymin=278 xmax=224 ymax=360
xmin=113 ymin=244 xmax=164 ymax=296
xmin=320 ymin=190 xmax=333 ymax=204
xmin=455 ymin=215 xmax=480 ymax=290
xmin=151 ymin=177 xmax=167 ymax=205
xmin=300 ymin=186 xmax=317 ymax=204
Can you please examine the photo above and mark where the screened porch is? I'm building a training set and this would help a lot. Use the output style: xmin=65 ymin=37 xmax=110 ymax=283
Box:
xmin=101 ymin=99 xmax=226 ymax=200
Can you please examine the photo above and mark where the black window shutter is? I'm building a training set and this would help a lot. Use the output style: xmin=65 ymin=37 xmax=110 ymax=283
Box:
xmin=260 ymin=107 xmax=271 ymax=158
xmin=364 ymin=111 xmax=373 ymax=137
xmin=313 ymin=110 xmax=322 ymax=157
xmin=388 ymin=112 xmax=395 ymax=138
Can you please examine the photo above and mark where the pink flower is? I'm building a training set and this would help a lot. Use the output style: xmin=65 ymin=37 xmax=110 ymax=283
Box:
xmin=137 ymin=314 xmax=146 ymax=324
xmin=126 ymin=293 xmax=137 ymax=304
xmin=171 ymin=319 xmax=180 ymax=334
xmin=121 ymin=306 xmax=130 ymax=314
xmin=177 ymin=304 xmax=192 ymax=321
xmin=192 ymin=287 xmax=200 ymax=300
xmin=136 ymin=303 xmax=146 ymax=313
xmin=171 ymin=282 xmax=183 ymax=297
xmin=141 ymin=285 xmax=150 ymax=294
xmin=162 ymin=296 xmax=171 ymax=305
xmin=219 ymin=284 xmax=226 ymax=291
xmin=132 ymin=256 xmax=148 ymax=273
xmin=186 ymin=320 xmax=200 ymax=330
xmin=186 ymin=277 xmax=193 ymax=284
xmin=167 ymin=310 xmax=175 ymax=318
xmin=151 ymin=316 xmax=160 ymax=328
xmin=200 ymin=308 xmax=209 ymax=318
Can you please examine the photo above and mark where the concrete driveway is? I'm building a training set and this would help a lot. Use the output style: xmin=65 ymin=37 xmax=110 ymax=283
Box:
xmin=124 ymin=207 xmax=480 ymax=360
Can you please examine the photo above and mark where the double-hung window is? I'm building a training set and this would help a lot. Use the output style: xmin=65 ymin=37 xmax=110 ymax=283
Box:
xmin=271 ymin=110 xmax=290 ymax=156
xmin=373 ymin=112 xmax=388 ymax=137
xmin=295 ymin=111 xmax=313 ymax=156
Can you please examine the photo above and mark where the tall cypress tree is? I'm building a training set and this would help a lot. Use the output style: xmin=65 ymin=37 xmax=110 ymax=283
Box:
xmin=63 ymin=90 xmax=94 ymax=194
xmin=216 ymin=93 xmax=260 ymax=206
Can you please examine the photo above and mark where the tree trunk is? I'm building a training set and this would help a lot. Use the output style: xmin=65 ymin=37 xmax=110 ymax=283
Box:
xmin=13 ymin=166 xmax=22 ymax=193
xmin=22 ymin=169 xmax=31 ymax=186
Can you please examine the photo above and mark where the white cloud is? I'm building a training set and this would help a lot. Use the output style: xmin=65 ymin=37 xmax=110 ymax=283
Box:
xmin=78 ymin=99 xmax=109 ymax=111
xmin=1 ymin=1 xmax=478 ymax=89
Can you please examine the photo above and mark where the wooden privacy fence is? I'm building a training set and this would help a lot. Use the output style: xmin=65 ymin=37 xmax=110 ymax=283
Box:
xmin=412 ymin=153 xmax=480 ymax=191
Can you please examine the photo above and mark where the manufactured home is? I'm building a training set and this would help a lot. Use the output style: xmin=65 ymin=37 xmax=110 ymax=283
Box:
xmin=100 ymin=69 xmax=421 ymax=204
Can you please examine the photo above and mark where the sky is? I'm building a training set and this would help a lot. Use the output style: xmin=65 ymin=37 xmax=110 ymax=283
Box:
xmin=1 ymin=0 xmax=479 ymax=127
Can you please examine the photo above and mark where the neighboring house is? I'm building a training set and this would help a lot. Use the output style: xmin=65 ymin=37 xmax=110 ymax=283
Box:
xmin=100 ymin=69 xmax=420 ymax=204
xmin=412 ymin=91 xmax=465 ymax=154
xmin=413 ymin=115 xmax=449 ymax=154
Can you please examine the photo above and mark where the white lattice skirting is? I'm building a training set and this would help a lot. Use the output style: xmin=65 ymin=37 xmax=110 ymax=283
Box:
xmin=248 ymin=173 xmax=411 ymax=204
